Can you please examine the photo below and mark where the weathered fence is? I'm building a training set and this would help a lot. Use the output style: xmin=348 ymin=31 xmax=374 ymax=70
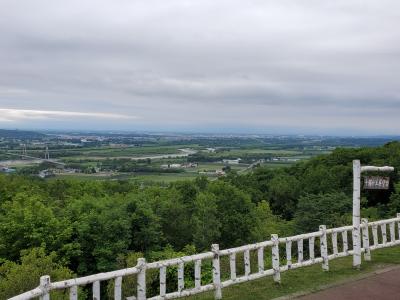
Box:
xmin=10 ymin=213 xmax=400 ymax=300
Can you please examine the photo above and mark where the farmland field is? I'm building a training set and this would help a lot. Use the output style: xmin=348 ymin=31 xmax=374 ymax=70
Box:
xmin=0 ymin=139 xmax=331 ymax=183
xmin=3 ymin=133 xmax=389 ymax=183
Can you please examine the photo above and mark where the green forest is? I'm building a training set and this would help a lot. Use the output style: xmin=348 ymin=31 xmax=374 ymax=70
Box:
xmin=1 ymin=142 xmax=400 ymax=298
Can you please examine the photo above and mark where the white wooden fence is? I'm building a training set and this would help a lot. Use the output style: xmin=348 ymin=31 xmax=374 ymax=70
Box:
xmin=9 ymin=213 xmax=400 ymax=300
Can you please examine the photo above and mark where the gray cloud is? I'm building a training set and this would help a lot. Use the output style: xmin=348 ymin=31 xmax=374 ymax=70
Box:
xmin=0 ymin=0 xmax=400 ymax=134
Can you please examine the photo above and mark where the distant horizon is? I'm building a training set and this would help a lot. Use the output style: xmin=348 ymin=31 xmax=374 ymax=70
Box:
xmin=1 ymin=126 xmax=399 ymax=139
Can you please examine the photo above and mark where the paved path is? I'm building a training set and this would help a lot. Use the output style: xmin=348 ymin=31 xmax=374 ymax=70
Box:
xmin=299 ymin=267 xmax=400 ymax=300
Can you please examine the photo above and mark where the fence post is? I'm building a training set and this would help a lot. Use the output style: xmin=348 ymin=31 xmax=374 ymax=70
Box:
xmin=285 ymin=240 xmax=292 ymax=268
xmin=271 ymin=234 xmax=281 ymax=283
xmin=319 ymin=225 xmax=329 ymax=271
xmin=397 ymin=213 xmax=400 ymax=240
xmin=137 ymin=258 xmax=147 ymax=300
xmin=212 ymin=244 xmax=222 ymax=300
xmin=361 ymin=218 xmax=371 ymax=261
xmin=257 ymin=247 xmax=264 ymax=273
xmin=352 ymin=160 xmax=362 ymax=269
xmin=39 ymin=275 xmax=50 ymax=300
xmin=115 ymin=277 xmax=122 ymax=300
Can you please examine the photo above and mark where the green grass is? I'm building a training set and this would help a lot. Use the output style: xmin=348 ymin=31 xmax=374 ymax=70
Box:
xmin=54 ymin=172 xmax=199 ymax=182
xmin=260 ymin=162 xmax=295 ymax=169
xmin=130 ymin=172 xmax=201 ymax=182
xmin=57 ymin=144 xmax=199 ymax=159
xmin=186 ymin=246 xmax=400 ymax=300
xmin=236 ymin=149 xmax=303 ymax=155
xmin=195 ymin=163 xmax=248 ymax=171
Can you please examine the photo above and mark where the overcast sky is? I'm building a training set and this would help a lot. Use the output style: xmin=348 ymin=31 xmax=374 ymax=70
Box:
xmin=0 ymin=0 xmax=399 ymax=135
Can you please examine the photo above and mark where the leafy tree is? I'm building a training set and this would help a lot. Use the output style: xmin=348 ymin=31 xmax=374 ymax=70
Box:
xmin=127 ymin=197 xmax=164 ymax=253
xmin=251 ymin=201 xmax=293 ymax=241
xmin=0 ymin=192 xmax=74 ymax=262
xmin=67 ymin=195 xmax=131 ymax=274
xmin=294 ymin=192 xmax=352 ymax=233
xmin=206 ymin=181 xmax=255 ymax=247
xmin=145 ymin=187 xmax=193 ymax=249
xmin=192 ymin=192 xmax=221 ymax=250
xmin=387 ymin=184 xmax=400 ymax=217
xmin=267 ymin=173 xmax=300 ymax=219
xmin=0 ymin=247 xmax=74 ymax=299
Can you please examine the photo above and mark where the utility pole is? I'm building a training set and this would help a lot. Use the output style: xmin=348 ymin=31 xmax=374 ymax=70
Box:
xmin=352 ymin=160 xmax=394 ymax=269
xmin=45 ymin=146 xmax=50 ymax=160
xmin=21 ymin=144 xmax=27 ymax=159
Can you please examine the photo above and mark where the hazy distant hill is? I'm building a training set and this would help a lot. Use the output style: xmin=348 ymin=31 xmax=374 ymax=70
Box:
xmin=0 ymin=129 xmax=46 ymax=139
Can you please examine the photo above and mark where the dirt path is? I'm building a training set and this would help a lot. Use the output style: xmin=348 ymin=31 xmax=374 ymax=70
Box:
xmin=299 ymin=267 xmax=400 ymax=300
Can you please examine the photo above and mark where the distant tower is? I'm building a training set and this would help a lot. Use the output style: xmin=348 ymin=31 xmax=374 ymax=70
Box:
xmin=45 ymin=146 xmax=50 ymax=160
xmin=21 ymin=144 xmax=27 ymax=159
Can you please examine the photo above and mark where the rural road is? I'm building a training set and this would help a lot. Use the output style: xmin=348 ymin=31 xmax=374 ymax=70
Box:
xmin=298 ymin=267 xmax=400 ymax=300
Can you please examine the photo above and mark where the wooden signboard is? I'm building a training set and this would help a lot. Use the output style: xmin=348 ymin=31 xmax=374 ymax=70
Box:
xmin=363 ymin=176 xmax=390 ymax=190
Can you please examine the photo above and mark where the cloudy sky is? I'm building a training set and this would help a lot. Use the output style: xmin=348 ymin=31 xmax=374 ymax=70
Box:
xmin=0 ymin=0 xmax=399 ymax=135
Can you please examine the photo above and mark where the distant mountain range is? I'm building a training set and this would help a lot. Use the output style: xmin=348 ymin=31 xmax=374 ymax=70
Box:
xmin=0 ymin=129 xmax=46 ymax=139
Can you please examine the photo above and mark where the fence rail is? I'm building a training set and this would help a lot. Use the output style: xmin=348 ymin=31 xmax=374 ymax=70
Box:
xmin=9 ymin=213 xmax=400 ymax=300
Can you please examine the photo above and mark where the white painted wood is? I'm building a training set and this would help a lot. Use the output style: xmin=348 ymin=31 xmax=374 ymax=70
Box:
xmin=397 ymin=213 xmax=400 ymax=240
xmin=194 ymin=260 xmax=201 ymax=289
xmin=369 ymin=217 xmax=400 ymax=226
xmin=297 ymin=239 xmax=303 ymax=263
xmin=278 ymin=231 xmax=321 ymax=243
xmin=178 ymin=262 xmax=184 ymax=292
xmin=309 ymin=237 xmax=315 ymax=260
xmin=39 ymin=276 xmax=50 ymax=300
xmin=332 ymin=232 xmax=338 ymax=256
xmin=219 ymin=241 xmax=273 ymax=256
xmin=319 ymin=225 xmax=329 ymax=271
xmin=361 ymin=166 xmax=394 ymax=172
xmin=114 ymin=277 xmax=122 ymax=300
xmin=146 ymin=252 xmax=213 ymax=269
xmin=342 ymin=230 xmax=348 ymax=253
xmin=370 ymin=239 xmax=400 ymax=250
xmin=244 ymin=249 xmax=251 ymax=276
xmin=372 ymin=225 xmax=378 ymax=246
xmin=326 ymin=225 xmax=353 ymax=234
xmin=211 ymin=244 xmax=222 ymax=300
xmin=390 ymin=222 xmax=395 ymax=242
xmin=361 ymin=218 xmax=371 ymax=261
xmin=229 ymin=253 xmax=236 ymax=280
xmin=160 ymin=266 xmax=167 ymax=296
xmin=221 ymin=270 xmax=275 ymax=289
xmin=381 ymin=224 xmax=387 ymax=244
xmin=137 ymin=258 xmax=147 ymax=300
xmin=47 ymin=265 xmax=141 ymax=290
xmin=69 ymin=286 xmax=78 ymax=300
xmin=271 ymin=234 xmax=281 ymax=283
xmin=257 ymin=247 xmax=264 ymax=273
xmin=92 ymin=281 xmax=100 ymax=300
xmin=286 ymin=240 xmax=292 ymax=268
xmin=149 ymin=284 xmax=215 ymax=299
xmin=352 ymin=160 xmax=361 ymax=268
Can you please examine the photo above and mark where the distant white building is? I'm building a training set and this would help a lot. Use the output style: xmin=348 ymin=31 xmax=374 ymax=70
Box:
xmin=170 ymin=164 xmax=182 ymax=168
xmin=183 ymin=163 xmax=198 ymax=168
xmin=161 ymin=163 xmax=182 ymax=169
xmin=215 ymin=169 xmax=226 ymax=176
xmin=222 ymin=158 xmax=241 ymax=164
xmin=38 ymin=169 xmax=54 ymax=178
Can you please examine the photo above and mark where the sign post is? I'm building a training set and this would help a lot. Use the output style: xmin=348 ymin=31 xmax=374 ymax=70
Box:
xmin=352 ymin=160 xmax=394 ymax=269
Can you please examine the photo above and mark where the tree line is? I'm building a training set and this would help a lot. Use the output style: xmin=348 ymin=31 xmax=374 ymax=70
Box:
xmin=1 ymin=141 xmax=400 ymax=297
